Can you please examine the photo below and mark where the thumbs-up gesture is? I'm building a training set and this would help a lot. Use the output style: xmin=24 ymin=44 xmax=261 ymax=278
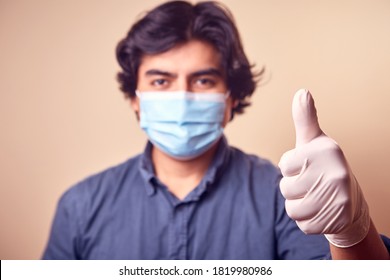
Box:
xmin=278 ymin=89 xmax=370 ymax=248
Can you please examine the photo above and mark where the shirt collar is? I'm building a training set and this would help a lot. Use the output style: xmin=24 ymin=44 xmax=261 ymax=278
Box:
xmin=139 ymin=135 xmax=232 ymax=198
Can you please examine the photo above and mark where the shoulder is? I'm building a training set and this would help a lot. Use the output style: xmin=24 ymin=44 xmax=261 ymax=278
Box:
xmin=59 ymin=154 xmax=142 ymax=210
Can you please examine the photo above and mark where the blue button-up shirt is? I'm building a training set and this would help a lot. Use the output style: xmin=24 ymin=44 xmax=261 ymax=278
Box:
xmin=43 ymin=137 xmax=333 ymax=259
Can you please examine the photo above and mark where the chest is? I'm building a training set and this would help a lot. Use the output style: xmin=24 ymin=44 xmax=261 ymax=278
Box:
xmin=80 ymin=186 xmax=277 ymax=259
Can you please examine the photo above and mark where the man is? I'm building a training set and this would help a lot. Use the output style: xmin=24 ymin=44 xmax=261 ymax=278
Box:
xmin=43 ymin=1 xmax=390 ymax=259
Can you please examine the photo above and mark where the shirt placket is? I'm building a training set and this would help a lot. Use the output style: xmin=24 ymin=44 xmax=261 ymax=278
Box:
xmin=169 ymin=203 xmax=191 ymax=259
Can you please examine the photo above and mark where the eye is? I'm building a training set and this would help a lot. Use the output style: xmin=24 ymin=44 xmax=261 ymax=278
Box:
xmin=150 ymin=78 xmax=171 ymax=90
xmin=194 ymin=77 xmax=216 ymax=89
xmin=151 ymin=79 xmax=169 ymax=88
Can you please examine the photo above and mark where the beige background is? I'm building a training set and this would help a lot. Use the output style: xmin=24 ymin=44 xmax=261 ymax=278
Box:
xmin=1 ymin=0 xmax=389 ymax=259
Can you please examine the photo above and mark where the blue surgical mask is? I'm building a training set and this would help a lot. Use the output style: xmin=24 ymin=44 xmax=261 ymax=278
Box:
xmin=136 ymin=90 xmax=228 ymax=160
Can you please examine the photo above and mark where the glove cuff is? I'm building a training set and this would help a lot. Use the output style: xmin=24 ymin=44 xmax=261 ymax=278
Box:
xmin=325 ymin=197 xmax=370 ymax=248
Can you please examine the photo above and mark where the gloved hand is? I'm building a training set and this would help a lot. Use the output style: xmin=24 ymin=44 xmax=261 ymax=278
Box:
xmin=278 ymin=88 xmax=370 ymax=248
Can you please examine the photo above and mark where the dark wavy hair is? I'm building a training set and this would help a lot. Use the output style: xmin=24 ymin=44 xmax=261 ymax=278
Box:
xmin=116 ymin=0 xmax=262 ymax=115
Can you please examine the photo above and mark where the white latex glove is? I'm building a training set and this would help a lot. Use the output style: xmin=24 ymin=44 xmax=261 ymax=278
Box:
xmin=278 ymin=89 xmax=370 ymax=248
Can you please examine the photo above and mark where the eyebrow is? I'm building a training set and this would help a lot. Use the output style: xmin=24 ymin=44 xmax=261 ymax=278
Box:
xmin=145 ymin=69 xmax=176 ymax=78
xmin=190 ymin=68 xmax=224 ymax=78
xmin=144 ymin=68 xmax=224 ymax=78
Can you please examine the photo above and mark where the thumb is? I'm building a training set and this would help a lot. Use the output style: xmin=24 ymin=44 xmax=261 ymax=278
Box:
xmin=293 ymin=88 xmax=323 ymax=147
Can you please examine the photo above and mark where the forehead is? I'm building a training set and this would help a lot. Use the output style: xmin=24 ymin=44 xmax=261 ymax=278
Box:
xmin=138 ymin=40 xmax=223 ymax=74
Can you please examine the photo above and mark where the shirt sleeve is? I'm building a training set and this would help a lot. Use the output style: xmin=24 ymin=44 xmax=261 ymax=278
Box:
xmin=380 ymin=234 xmax=390 ymax=253
xmin=42 ymin=186 xmax=84 ymax=260
xmin=273 ymin=175 xmax=331 ymax=260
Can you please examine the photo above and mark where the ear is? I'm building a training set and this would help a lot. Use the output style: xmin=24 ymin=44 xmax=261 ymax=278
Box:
xmin=130 ymin=97 xmax=140 ymax=121
xmin=230 ymin=99 xmax=239 ymax=121
xmin=232 ymin=99 xmax=239 ymax=109
xmin=130 ymin=97 xmax=139 ymax=111
xmin=222 ymin=97 xmax=237 ymax=127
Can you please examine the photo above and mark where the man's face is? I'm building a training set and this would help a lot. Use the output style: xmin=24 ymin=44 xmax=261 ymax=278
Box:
xmin=132 ymin=40 xmax=234 ymax=126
